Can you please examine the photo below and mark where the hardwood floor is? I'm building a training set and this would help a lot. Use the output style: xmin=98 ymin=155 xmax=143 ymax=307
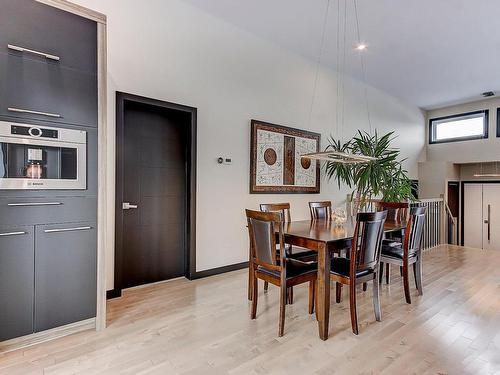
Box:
xmin=1 ymin=245 xmax=500 ymax=374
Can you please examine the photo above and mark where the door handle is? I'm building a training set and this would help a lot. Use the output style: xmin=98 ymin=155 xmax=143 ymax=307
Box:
xmin=8 ymin=202 xmax=63 ymax=207
xmin=122 ymin=202 xmax=138 ymax=210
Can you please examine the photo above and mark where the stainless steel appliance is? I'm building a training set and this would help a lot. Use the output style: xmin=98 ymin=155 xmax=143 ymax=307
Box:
xmin=0 ymin=121 xmax=86 ymax=190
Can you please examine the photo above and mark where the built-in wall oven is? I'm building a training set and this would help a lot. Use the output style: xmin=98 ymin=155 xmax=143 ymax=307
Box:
xmin=0 ymin=121 xmax=86 ymax=190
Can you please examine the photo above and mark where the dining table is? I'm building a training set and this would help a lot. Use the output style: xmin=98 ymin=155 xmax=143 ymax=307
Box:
xmin=247 ymin=218 xmax=407 ymax=341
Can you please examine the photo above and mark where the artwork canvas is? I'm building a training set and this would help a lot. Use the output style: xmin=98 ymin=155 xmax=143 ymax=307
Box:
xmin=250 ymin=120 xmax=320 ymax=193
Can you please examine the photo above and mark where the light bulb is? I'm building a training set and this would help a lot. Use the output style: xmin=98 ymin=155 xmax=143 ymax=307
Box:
xmin=355 ymin=43 xmax=368 ymax=51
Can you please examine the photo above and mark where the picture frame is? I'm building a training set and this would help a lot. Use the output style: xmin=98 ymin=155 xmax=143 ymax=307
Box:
xmin=250 ymin=120 xmax=321 ymax=194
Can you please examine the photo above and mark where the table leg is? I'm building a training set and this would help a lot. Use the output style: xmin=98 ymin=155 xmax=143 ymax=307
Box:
xmin=317 ymin=243 xmax=331 ymax=340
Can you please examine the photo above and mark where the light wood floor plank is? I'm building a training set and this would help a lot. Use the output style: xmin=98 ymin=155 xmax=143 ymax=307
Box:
xmin=0 ymin=245 xmax=499 ymax=374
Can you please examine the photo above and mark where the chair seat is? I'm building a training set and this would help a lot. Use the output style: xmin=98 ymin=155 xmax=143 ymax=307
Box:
xmin=382 ymin=243 xmax=417 ymax=260
xmin=257 ymin=258 xmax=317 ymax=279
xmin=330 ymin=257 xmax=372 ymax=278
xmin=288 ymin=247 xmax=317 ymax=262
xmin=382 ymin=239 xmax=401 ymax=247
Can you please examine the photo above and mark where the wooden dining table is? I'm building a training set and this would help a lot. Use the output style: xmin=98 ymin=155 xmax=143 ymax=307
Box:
xmin=247 ymin=218 xmax=407 ymax=341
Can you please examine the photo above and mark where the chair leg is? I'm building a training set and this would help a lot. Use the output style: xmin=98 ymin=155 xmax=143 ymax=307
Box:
xmin=379 ymin=262 xmax=384 ymax=284
xmin=413 ymin=263 xmax=418 ymax=290
xmin=314 ymin=280 xmax=319 ymax=321
xmin=349 ymin=282 xmax=359 ymax=335
xmin=278 ymin=285 xmax=287 ymax=337
xmin=402 ymin=263 xmax=411 ymax=304
xmin=385 ymin=263 xmax=390 ymax=284
xmin=264 ymin=281 xmax=269 ymax=293
xmin=308 ymin=280 xmax=315 ymax=314
xmin=336 ymin=282 xmax=342 ymax=303
xmin=415 ymin=255 xmax=423 ymax=296
xmin=362 ymin=282 xmax=367 ymax=292
xmin=251 ymin=273 xmax=258 ymax=319
xmin=373 ymin=274 xmax=381 ymax=322
xmin=287 ymin=287 xmax=294 ymax=304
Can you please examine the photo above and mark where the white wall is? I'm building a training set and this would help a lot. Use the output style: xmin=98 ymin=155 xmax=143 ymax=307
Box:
xmin=71 ymin=0 xmax=425 ymax=289
xmin=426 ymin=97 xmax=500 ymax=163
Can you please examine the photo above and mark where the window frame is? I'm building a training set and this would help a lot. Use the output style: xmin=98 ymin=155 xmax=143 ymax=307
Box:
xmin=428 ymin=109 xmax=489 ymax=144
xmin=497 ymin=108 xmax=500 ymax=137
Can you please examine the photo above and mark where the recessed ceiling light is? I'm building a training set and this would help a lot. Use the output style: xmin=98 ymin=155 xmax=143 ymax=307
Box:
xmin=355 ymin=43 xmax=368 ymax=51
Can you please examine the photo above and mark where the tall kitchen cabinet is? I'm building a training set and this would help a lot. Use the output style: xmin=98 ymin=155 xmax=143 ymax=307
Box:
xmin=0 ymin=0 xmax=100 ymax=342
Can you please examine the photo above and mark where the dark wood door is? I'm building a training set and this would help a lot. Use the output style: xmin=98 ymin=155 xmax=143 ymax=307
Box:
xmin=120 ymin=101 xmax=188 ymax=288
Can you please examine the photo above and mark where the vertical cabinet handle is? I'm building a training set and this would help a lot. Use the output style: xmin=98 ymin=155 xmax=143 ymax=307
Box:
xmin=7 ymin=44 xmax=60 ymax=61
xmin=0 ymin=231 xmax=27 ymax=237
xmin=488 ymin=204 xmax=491 ymax=242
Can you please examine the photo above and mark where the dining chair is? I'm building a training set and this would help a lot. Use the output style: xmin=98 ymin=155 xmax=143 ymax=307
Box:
xmin=379 ymin=206 xmax=426 ymax=304
xmin=376 ymin=201 xmax=410 ymax=280
xmin=376 ymin=201 xmax=410 ymax=222
xmin=309 ymin=201 xmax=332 ymax=220
xmin=331 ymin=210 xmax=387 ymax=335
xmin=246 ymin=209 xmax=317 ymax=337
xmin=260 ymin=203 xmax=317 ymax=301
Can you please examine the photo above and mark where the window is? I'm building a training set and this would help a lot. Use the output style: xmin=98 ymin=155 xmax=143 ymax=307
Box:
xmin=429 ymin=110 xmax=489 ymax=144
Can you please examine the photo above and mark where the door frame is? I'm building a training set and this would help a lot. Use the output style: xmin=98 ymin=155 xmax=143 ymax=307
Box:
xmin=460 ymin=180 xmax=500 ymax=246
xmin=114 ymin=92 xmax=197 ymax=296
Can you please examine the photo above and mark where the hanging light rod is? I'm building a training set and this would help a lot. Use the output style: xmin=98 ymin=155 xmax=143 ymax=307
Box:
xmin=301 ymin=151 xmax=377 ymax=163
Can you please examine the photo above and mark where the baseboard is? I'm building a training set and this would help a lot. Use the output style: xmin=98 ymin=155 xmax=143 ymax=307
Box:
xmin=0 ymin=318 xmax=95 ymax=354
xmin=106 ymin=288 xmax=122 ymax=300
xmin=190 ymin=261 xmax=248 ymax=280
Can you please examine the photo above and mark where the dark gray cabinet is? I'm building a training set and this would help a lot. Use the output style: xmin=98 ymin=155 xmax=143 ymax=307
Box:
xmin=0 ymin=0 xmax=97 ymax=73
xmin=0 ymin=52 xmax=97 ymax=127
xmin=35 ymin=222 xmax=97 ymax=332
xmin=0 ymin=0 xmax=98 ymax=342
xmin=0 ymin=226 xmax=34 ymax=341
xmin=0 ymin=196 xmax=97 ymax=226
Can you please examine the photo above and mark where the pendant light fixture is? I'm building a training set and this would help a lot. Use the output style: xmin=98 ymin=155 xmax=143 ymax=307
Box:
xmin=301 ymin=0 xmax=377 ymax=164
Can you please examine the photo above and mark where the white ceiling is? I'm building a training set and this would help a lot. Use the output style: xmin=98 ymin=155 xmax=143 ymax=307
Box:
xmin=182 ymin=0 xmax=500 ymax=110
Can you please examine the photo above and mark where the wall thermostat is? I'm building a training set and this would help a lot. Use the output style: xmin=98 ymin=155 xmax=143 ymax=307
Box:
xmin=217 ymin=157 xmax=232 ymax=165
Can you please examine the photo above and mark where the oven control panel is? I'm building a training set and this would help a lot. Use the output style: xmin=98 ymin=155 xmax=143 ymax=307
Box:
xmin=11 ymin=125 xmax=59 ymax=139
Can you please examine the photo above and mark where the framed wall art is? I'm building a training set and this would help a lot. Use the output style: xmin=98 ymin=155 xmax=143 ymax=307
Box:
xmin=250 ymin=120 xmax=321 ymax=194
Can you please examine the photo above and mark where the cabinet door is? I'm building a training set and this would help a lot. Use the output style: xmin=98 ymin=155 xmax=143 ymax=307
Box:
xmin=482 ymin=184 xmax=500 ymax=251
xmin=0 ymin=52 xmax=98 ymax=128
xmin=0 ymin=225 xmax=34 ymax=341
xmin=0 ymin=0 xmax=97 ymax=73
xmin=35 ymin=222 xmax=96 ymax=332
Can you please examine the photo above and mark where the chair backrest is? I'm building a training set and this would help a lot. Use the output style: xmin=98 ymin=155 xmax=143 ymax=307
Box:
xmin=404 ymin=206 xmax=426 ymax=258
xmin=246 ymin=209 xmax=285 ymax=272
xmin=309 ymin=201 xmax=332 ymax=220
xmin=260 ymin=203 xmax=291 ymax=223
xmin=350 ymin=210 xmax=388 ymax=274
xmin=376 ymin=201 xmax=409 ymax=221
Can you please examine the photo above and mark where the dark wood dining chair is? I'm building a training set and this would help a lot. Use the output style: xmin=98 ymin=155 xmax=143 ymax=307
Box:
xmin=376 ymin=201 xmax=410 ymax=280
xmin=259 ymin=203 xmax=317 ymax=301
xmin=376 ymin=201 xmax=410 ymax=221
xmin=379 ymin=206 xmax=426 ymax=304
xmin=308 ymin=201 xmax=332 ymax=220
xmin=331 ymin=210 xmax=387 ymax=335
xmin=246 ymin=209 xmax=317 ymax=337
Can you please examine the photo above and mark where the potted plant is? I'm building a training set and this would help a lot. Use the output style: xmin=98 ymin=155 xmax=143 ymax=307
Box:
xmin=324 ymin=130 xmax=415 ymax=213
